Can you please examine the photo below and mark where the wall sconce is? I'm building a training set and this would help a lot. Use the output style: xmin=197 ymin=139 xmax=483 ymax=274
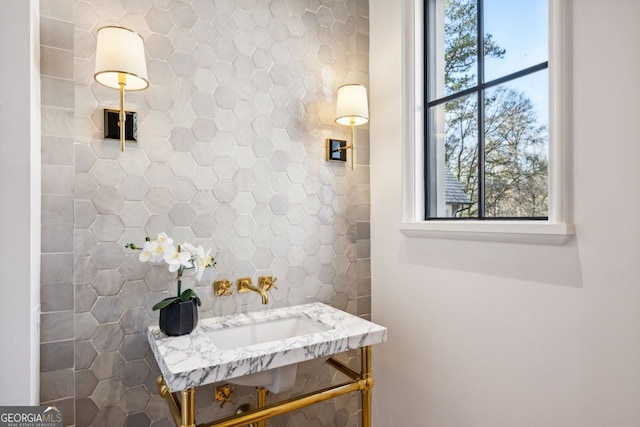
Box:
xmin=326 ymin=84 xmax=369 ymax=170
xmin=94 ymin=26 xmax=149 ymax=152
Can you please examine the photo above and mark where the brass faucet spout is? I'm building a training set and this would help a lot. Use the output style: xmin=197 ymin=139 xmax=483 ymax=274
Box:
xmin=237 ymin=277 xmax=269 ymax=305
xmin=259 ymin=290 xmax=268 ymax=305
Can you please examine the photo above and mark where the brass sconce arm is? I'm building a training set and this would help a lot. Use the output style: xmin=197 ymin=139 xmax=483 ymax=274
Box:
xmin=335 ymin=143 xmax=353 ymax=152
xmin=117 ymin=73 xmax=127 ymax=152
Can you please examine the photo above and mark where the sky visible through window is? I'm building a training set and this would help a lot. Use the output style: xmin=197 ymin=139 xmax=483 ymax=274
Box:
xmin=484 ymin=0 xmax=548 ymax=121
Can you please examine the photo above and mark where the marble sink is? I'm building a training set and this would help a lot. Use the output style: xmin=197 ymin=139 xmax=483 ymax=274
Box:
xmin=203 ymin=315 xmax=332 ymax=349
xmin=147 ymin=302 xmax=387 ymax=392
xmin=203 ymin=315 xmax=333 ymax=392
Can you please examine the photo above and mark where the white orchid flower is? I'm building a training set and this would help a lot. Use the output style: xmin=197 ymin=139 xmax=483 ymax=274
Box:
xmin=181 ymin=243 xmax=199 ymax=256
xmin=156 ymin=232 xmax=173 ymax=246
xmin=139 ymin=240 xmax=166 ymax=263
xmin=143 ymin=233 xmax=176 ymax=263
xmin=183 ymin=243 xmax=212 ymax=281
xmin=164 ymin=245 xmax=193 ymax=273
xmin=152 ymin=240 xmax=173 ymax=263
xmin=139 ymin=240 xmax=158 ymax=262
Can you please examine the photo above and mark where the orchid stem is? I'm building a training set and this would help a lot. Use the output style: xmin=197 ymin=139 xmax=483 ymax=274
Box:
xmin=177 ymin=266 xmax=183 ymax=296
xmin=176 ymin=246 xmax=183 ymax=297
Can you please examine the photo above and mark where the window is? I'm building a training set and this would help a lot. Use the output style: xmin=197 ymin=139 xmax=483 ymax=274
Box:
xmin=400 ymin=0 xmax=573 ymax=243
xmin=425 ymin=0 xmax=549 ymax=220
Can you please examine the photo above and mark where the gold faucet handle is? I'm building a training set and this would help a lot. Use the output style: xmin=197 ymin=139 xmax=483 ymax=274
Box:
xmin=214 ymin=384 xmax=233 ymax=408
xmin=214 ymin=279 xmax=233 ymax=296
xmin=236 ymin=277 xmax=253 ymax=293
xmin=259 ymin=275 xmax=278 ymax=291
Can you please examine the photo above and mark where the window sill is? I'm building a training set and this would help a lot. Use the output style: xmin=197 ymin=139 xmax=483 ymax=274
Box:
xmin=399 ymin=221 xmax=575 ymax=245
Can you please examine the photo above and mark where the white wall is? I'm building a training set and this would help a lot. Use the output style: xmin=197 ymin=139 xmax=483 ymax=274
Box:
xmin=370 ymin=0 xmax=640 ymax=426
xmin=0 ymin=0 xmax=40 ymax=405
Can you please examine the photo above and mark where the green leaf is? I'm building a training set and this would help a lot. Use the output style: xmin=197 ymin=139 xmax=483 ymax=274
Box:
xmin=180 ymin=288 xmax=193 ymax=301
xmin=179 ymin=288 xmax=201 ymax=305
xmin=152 ymin=297 xmax=180 ymax=311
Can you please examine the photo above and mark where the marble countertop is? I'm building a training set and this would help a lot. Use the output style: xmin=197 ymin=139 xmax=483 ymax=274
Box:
xmin=147 ymin=302 xmax=387 ymax=392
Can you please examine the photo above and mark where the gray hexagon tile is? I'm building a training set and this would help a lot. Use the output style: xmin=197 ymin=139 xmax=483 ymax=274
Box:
xmin=91 ymin=297 xmax=125 ymax=324
xmin=147 ymin=59 xmax=175 ymax=87
xmin=168 ymin=77 xmax=198 ymax=103
xmin=121 ymin=307 xmax=152 ymax=335
xmin=91 ymin=187 xmax=125 ymax=215
xmin=169 ymin=176 xmax=197 ymax=202
xmin=191 ymin=214 xmax=216 ymax=238
xmin=192 ymin=69 xmax=219 ymax=97
xmin=190 ymin=166 xmax=216 ymax=191
xmin=75 ymin=340 xmax=98 ymax=371
xmin=168 ymin=202 xmax=196 ymax=226
xmin=232 ymin=192 xmax=256 ymax=215
xmin=118 ymin=280 xmax=150 ymax=308
xmin=169 ymin=1 xmax=196 ymax=28
xmin=91 ymin=215 xmax=125 ymax=242
xmin=120 ymin=385 xmax=151 ymax=414
xmin=119 ymin=202 xmax=151 ymax=228
xmin=91 ymin=323 xmax=126 ymax=353
xmin=76 ymin=369 xmax=99 ymax=400
xmin=142 ymin=111 xmax=173 ymax=139
xmin=168 ymin=27 xmax=196 ymax=54
xmin=75 ymin=286 xmax=98 ymax=314
xmin=75 ymin=312 xmax=98 ymax=342
xmin=191 ymin=191 xmax=217 ymax=214
xmin=91 ymin=160 xmax=125 ymax=187
xmin=76 ymin=144 xmax=97 ymax=173
xmin=119 ymin=333 xmax=150 ymax=362
xmin=169 ymin=52 xmax=197 ymax=78
xmin=92 ymin=269 xmax=125 ymax=296
xmin=121 ymin=360 xmax=151 ymax=388
xmin=90 ymin=352 xmax=125 ymax=381
xmin=92 ymin=377 xmax=125 ymax=408
xmin=92 ymin=405 xmax=126 ymax=427
xmin=144 ymin=214 xmax=175 ymax=238
xmin=75 ymin=172 xmax=98 ymax=200
xmin=192 ymin=118 xmax=217 ymax=142
xmin=168 ymin=152 xmax=196 ymax=177
xmin=213 ymin=109 xmax=239 ymax=133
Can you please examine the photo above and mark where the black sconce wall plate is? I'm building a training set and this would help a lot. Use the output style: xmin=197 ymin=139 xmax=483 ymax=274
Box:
xmin=326 ymin=138 xmax=348 ymax=162
xmin=104 ymin=109 xmax=138 ymax=142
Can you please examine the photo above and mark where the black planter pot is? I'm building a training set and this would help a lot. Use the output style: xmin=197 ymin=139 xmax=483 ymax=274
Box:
xmin=159 ymin=298 xmax=198 ymax=336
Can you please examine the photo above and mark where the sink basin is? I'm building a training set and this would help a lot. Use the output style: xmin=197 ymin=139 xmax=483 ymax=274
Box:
xmin=203 ymin=315 xmax=332 ymax=392
xmin=218 ymin=363 xmax=298 ymax=393
xmin=204 ymin=315 xmax=331 ymax=350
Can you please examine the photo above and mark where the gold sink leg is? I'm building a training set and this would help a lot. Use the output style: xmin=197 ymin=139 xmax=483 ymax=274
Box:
xmin=256 ymin=387 xmax=268 ymax=427
xmin=181 ymin=387 xmax=196 ymax=427
xmin=157 ymin=376 xmax=197 ymax=427
xmin=361 ymin=346 xmax=373 ymax=427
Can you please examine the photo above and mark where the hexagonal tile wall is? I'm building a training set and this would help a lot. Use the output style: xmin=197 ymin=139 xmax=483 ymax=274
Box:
xmin=37 ymin=0 xmax=371 ymax=426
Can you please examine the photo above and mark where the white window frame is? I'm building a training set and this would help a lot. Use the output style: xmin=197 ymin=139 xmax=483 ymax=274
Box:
xmin=400 ymin=0 xmax=574 ymax=245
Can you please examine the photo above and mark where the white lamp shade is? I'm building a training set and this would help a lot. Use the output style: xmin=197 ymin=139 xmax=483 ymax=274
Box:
xmin=94 ymin=26 xmax=149 ymax=91
xmin=335 ymin=84 xmax=369 ymax=126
